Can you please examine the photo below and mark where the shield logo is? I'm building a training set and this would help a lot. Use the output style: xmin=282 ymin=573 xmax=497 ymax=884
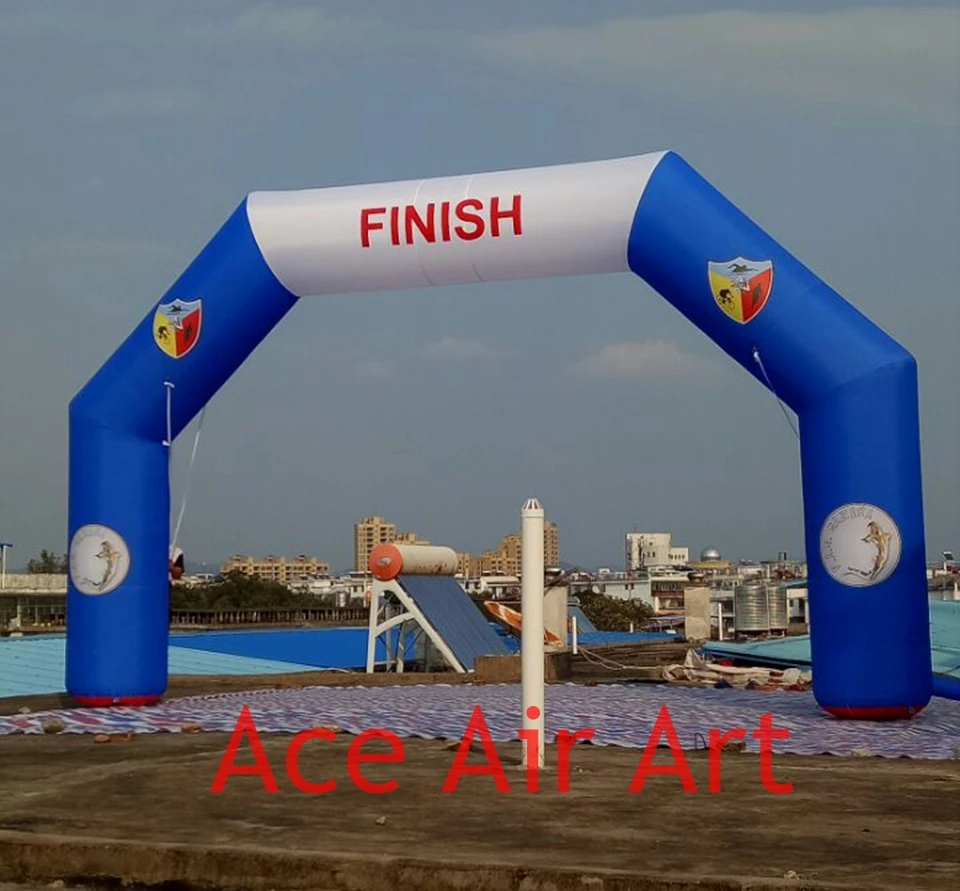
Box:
xmin=153 ymin=298 xmax=202 ymax=358
xmin=708 ymin=258 xmax=774 ymax=324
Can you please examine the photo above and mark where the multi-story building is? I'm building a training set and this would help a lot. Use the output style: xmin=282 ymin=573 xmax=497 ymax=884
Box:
xmin=472 ymin=550 xmax=509 ymax=577
xmin=501 ymin=532 xmax=522 ymax=575
xmin=288 ymin=573 xmax=370 ymax=604
xmin=353 ymin=517 xmax=395 ymax=572
xmin=221 ymin=554 xmax=330 ymax=585
xmin=544 ymin=521 xmax=561 ymax=570
xmin=460 ymin=575 xmax=521 ymax=600
xmin=569 ymin=574 xmax=653 ymax=606
xmin=625 ymin=532 xmax=689 ymax=571
xmin=462 ymin=522 xmax=560 ymax=577
xmin=567 ymin=573 xmax=691 ymax=614
xmin=395 ymin=531 xmax=431 ymax=546
xmin=353 ymin=517 xmax=429 ymax=572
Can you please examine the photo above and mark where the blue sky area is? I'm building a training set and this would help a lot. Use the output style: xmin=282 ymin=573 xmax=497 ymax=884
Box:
xmin=1 ymin=1 xmax=958 ymax=572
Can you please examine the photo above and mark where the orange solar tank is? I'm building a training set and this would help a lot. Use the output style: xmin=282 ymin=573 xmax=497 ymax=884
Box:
xmin=368 ymin=544 xmax=459 ymax=581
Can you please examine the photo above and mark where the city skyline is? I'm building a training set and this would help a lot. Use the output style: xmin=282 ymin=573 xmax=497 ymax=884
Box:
xmin=1 ymin=2 xmax=957 ymax=572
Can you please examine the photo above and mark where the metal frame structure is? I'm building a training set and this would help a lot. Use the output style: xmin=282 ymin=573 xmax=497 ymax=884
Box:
xmin=365 ymin=578 xmax=465 ymax=674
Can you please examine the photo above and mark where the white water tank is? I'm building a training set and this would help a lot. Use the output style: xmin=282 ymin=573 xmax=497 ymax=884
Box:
xmin=734 ymin=581 xmax=769 ymax=633
xmin=368 ymin=544 xmax=459 ymax=581
xmin=766 ymin=583 xmax=789 ymax=631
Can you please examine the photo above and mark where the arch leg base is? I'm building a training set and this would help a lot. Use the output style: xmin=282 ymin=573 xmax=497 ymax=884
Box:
xmin=823 ymin=704 xmax=927 ymax=721
xmin=72 ymin=695 xmax=163 ymax=708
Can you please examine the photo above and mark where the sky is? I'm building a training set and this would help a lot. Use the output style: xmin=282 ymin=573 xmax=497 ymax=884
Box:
xmin=1 ymin=1 xmax=958 ymax=573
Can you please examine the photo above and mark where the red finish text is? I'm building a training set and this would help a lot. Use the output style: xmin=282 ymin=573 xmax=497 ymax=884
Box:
xmin=360 ymin=195 xmax=523 ymax=248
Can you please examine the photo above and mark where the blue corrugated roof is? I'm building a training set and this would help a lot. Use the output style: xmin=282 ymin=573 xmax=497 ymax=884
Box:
xmin=930 ymin=601 xmax=960 ymax=679
xmin=398 ymin=575 xmax=511 ymax=670
xmin=168 ymin=647 xmax=319 ymax=676
xmin=568 ymin=605 xmax=598 ymax=634
xmin=487 ymin=623 xmax=674 ymax=651
xmin=579 ymin=631 xmax=677 ymax=646
xmin=0 ymin=634 xmax=336 ymax=699
xmin=171 ymin=627 xmax=380 ymax=669
xmin=0 ymin=637 xmax=67 ymax=697
xmin=703 ymin=635 xmax=813 ymax=668
xmin=702 ymin=601 xmax=960 ymax=698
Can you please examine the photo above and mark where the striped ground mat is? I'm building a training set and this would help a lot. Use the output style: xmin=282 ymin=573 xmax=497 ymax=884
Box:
xmin=2 ymin=683 xmax=959 ymax=759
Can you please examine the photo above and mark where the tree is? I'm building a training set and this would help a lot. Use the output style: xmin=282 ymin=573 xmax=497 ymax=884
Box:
xmin=27 ymin=550 xmax=67 ymax=574
xmin=577 ymin=590 xmax=654 ymax=631
xmin=169 ymin=571 xmax=319 ymax=610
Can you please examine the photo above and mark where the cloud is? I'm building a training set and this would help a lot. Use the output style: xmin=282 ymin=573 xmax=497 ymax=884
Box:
xmin=233 ymin=5 xmax=352 ymax=43
xmin=470 ymin=7 xmax=960 ymax=124
xmin=226 ymin=3 xmax=399 ymax=49
xmin=68 ymin=89 xmax=197 ymax=120
xmin=573 ymin=341 xmax=710 ymax=381
xmin=203 ymin=5 xmax=958 ymax=125
xmin=357 ymin=360 xmax=391 ymax=379
xmin=423 ymin=338 xmax=497 ymax=361
xmin=2 ymin=235 xmax=174 ymax=266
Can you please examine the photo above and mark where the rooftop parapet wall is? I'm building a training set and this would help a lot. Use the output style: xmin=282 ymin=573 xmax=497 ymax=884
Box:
xmin=0 ymin=574 xmax=67 ymax=594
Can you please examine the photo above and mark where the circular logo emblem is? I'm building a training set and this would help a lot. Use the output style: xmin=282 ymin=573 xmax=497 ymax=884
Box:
xmin=819 ymin=503 xmax=901 ymax=587
xmin=69 ymin=524 xmax=130 ymax=595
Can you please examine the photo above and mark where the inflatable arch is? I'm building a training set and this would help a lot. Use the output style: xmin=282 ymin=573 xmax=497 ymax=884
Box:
xmin=67 ymin=151 xmax=931 ymax=718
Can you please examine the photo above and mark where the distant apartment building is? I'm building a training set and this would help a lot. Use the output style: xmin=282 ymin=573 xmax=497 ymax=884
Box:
xmin=353 ymin=516 xmax=430 ymax=572
xmin=221 ymin=554 xmax=330 ymax=585
xmin=462 ymin=522 xmax=560 ymax=578
xmin=469 ymin=550 xmax=509 ymax=577
xmin=395 ymin=531 xmax=431 ymax=546
xmin=544 ymin=522 xmax=560 ymax=568
xmin=501 ymin=532 xmax=522 ymax=575
xmin=568 ymin=574 xmax=690 ymax=613
xmin=460 ymin=575 xmax=521 ymax=600
xmin=354 ymin=516 xmax=395 ymax=572
xmin=625 ymin=532 xmax=689 ymax=571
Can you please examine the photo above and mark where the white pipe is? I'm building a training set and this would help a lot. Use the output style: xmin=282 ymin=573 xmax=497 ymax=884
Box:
xmin=365 ymin=582 xmax=379 ymax=673
xmin=571 ymin=615 xmax=578 ymax=655
xmin=0 ymin=543 xmax=10 ymax=591
xmin=521 ymin=498 xmax=545 ymax=769
xmin=162 ymin=381 xmax=174 ymax=447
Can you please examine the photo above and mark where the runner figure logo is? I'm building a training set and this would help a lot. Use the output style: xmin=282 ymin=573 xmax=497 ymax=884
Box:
xmin=153 ymin=298 xmax=202 ymax=358
xmin=819 ymin=503 xmax=902 ymax=587
xmin=69 ymin=524 xmax=130 ymax=596
xmin=708 ymin=257 xmax=774 ymax=324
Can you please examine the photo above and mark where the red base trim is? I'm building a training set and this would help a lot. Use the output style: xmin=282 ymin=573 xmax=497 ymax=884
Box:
xmin=73 ymin=695 xmax=162 ymax=708
xmin=824 ymin=704 xmax=926 ymax=721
